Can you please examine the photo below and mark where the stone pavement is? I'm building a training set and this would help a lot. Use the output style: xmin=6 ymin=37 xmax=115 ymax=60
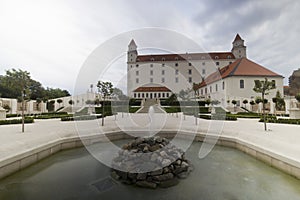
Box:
xmin=0 ymin=113 xmax=300 ymax=175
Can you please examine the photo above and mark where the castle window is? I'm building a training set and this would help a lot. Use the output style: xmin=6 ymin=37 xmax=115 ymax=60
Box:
xmin=134 ymin=93 xmax=137 ymax=98
xmin=136 ymin=71 xmax=139 ymax=76
xmin=205 ymin=88 xmax=207 ymax=94
xmin=175 ymin=57 xmax=178 ymax=60
xmin=150 ymin=78 xmax=153 ymax=83
xmin=136 ymin=78 xmax=139 ymax=83
xmin=189 ymin=77 xmax=192 ymax=83
xmin=175 ymin=77 xmax=178 ymax=83
xmin=202 ymin=69 xmax=206 ymax=75
xmin=222 ymin=81 xmax=225 ymax=90
xmin=162 ymin=63 xmax=165 ymax=67
xmin=201 ymin=89 xmax=203 ymax=95
xmin=272 ymin=80 xmax=276 ymax=87
xmin=188 ymin=69 xmax=192 ymax=75
xmin=162 ymin=57 xmax=165 ymax=61
xmin=215 ymin=56 xmax=219 ymax=59
xmin=151 ymin=57 xmax=155 ymax=61
xmin=210 ymin=86 xmax=212 ymax=92
xmin=175 ymin=63 xmax=178 ymax=67
xmin=240 ymin=79 xmax=244 ymax=89
xmin=216 ymin=62 xmax=219 ymax=66
xmin=202 ymin=62 xmax=205 ymax=66
xmin=136 ymin=64 xmax=139 ymax=67
xmin=138 ymin=93 xmax=140 ymax=98
xmin=189 ymin=62 xmax=192 ymax=66
xmin=150 ymin=64 xmax=153 ymax=68
xmin=150 ymin=70 xmax=153 ymax=75
xmin=227 ymin=55 xmax=231 ymax=59
xmin=162 ymin=93 xmax=165 ymax=98
xmin=161 ymin=77 xmax=165 ymax=83
xmin=175 ymin=69 xmax=179 ymax=75
xmin=131 ymin=65 xmax=133 ymax=68
xmin=162 ymin=70 xmax=165 ymax=75
xmin=215 ymin=84 xmax=218 ymax=92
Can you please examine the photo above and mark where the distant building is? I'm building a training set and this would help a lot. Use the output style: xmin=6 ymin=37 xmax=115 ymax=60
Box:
xmin=127 ymin=34 xmax=246 ymax=99
xmin=288 ymin=68 xmax=300 ymax=96
xmin=195 ymin=58 xmax=284 ymax=108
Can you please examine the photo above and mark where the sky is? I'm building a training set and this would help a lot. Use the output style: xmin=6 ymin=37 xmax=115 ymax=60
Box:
xmin=0 ymin=0 xmax=300 ymax=95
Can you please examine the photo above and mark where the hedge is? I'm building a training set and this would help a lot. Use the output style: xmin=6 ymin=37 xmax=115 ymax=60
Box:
xmin=259 ymin=118 xmax=300 ymax=125
xmin=34 ymin=114 xmax=72 ymax=119
xmin=0 ymin=118 xmax=34 ymax=125
xmin=199 ymin=114 xmax=237 ymax=121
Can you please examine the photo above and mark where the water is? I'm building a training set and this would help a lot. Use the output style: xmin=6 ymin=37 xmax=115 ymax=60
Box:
xmin=1 ymin=140 xmax=300 ymax=200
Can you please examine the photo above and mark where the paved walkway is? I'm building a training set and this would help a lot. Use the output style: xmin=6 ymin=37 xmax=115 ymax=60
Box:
xmin=0 ymin=114 xmax=300 ymax=168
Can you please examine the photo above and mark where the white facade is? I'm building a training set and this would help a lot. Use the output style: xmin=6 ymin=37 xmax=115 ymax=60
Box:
xmin=126 ymin=36 xmax=241 ymax=98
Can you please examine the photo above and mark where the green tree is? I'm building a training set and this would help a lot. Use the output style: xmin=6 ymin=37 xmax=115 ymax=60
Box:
xmin=68 ymin=99 xmax=74 ymax=106
xmin=250 ymin=100 xmax=255 ymax=111
xmin=4 ymin=69 xmax=31 ymax=132
xmin=57 ymin=99 xmax=63 ymax=108
xmin=231 ymin=100 xmax=237 ymax=112
xmin=272 ymin=91 xmax=285 ymax=112
xmin=295 ymin=93 xmax=300 ymax=103
xmin=253 ymin=78 xmax=276 ymax=131
xmin=97 ymin=81 xmax=113 ymax=126
xmin=242 ymin=99 xmax=248 ymax=108
xmin=113 ymin=87 xmax=128 ymax=100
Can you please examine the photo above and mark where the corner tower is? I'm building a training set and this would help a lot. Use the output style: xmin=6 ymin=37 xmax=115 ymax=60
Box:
xmin=231 ymin=34 xmax=247 ymax=58
xmin=127 ymin=39 xmax=138 ymax=65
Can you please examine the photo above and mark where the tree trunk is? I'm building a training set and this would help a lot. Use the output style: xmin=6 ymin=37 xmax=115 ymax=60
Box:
xmin=21 ymin=94 xmax=25 ymax=133
xmin=102 ymin=97 xmax=105 ymax=126
xmin=262 ymin=93 xmax=267 ymax=131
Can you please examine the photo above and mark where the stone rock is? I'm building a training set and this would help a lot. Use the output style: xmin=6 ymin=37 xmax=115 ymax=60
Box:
xmin=137 ymin=173 xmax=147 ymax=180
xmin=111 ymin=136 xmax=191 ymax=189
xmin=150 ymin=169 xmax=163 ymax=176
xmin=153 ymin=173 xmax=174 ymax=182
xmin=159 ymin=178 xmax=179 ymax=188
xmin=136 ymin=181 xmax=157 ymax=189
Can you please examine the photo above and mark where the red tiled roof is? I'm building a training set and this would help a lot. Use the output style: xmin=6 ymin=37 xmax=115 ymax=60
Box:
xmin=196 ymin=58 xmax=283 ymax=88
xmin=134 ymin=87 xmax=171 ymax=92
xmin=136 ymin=52 xmax=235 ymax=62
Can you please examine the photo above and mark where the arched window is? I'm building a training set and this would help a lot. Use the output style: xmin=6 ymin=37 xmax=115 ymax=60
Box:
xmin=215 ymin=56 xmax=219 ymax=59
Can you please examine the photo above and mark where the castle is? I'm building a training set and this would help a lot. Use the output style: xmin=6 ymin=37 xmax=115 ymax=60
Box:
xmin=127 ymin=34 xmax=283 ymax=109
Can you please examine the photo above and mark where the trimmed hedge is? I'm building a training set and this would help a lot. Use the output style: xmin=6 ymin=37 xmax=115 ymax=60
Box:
xmin=35 ymin=114 xmax=72 ymax=119
xmin=259 ymin=118 xmax=300 ymax=125
xmin=0 ymin=118 xmax=34 ymax=125
xmin=199 ymin=114 xmax=237 ymax=121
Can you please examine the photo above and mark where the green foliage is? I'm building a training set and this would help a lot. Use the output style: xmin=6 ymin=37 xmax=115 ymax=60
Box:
xmin=255 ymin=96 xmax=262 ymax=104
xmin=68 ymin=100 xmax=74 ymax=105
xmin=0 ymin=68 xmax=71 ymax=100
xmin=198 ymin=114 xmax=237 ymax=121
xmin=0 ymin=118 xmax=34 ymax=125
xmin=273 ymin=91 xmax=285 ymax=111
xmin=296 ymin=93 xmax=300 ymax=103
xmin=231 ymin=100 xmax=237 ymax=105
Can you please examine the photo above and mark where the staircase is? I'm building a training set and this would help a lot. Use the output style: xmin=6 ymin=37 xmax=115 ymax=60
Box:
xmin=136 ymin=99 xmax=165 ymax=113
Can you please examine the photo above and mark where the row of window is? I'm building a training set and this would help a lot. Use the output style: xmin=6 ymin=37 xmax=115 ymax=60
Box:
xmin=135 ymin=55 xmax=233 ymax=62
xmin=131 ymin=61 xmax=233 ymax=69
xmin=135 ymin=77 xmax=192 ymax=84
xmin=135 ymin=69 xmax=193 ymax=76
xmin=133 ymin=92 xmax=170 ymax=99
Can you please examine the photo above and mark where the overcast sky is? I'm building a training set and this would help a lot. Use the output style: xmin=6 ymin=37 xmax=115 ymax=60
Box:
xmin=1 ymin=0 xmax=299 ymax=94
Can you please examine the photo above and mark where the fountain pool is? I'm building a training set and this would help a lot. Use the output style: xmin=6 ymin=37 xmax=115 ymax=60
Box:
xmin=0 ymin=139 xmax=300 ymax=200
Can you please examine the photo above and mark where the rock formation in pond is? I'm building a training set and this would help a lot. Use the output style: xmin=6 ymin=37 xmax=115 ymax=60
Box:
xmin=111 ymin=136 xmax=193 ymax=189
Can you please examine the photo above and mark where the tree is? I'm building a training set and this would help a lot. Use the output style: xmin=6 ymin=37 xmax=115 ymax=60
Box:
xmin=272 ymin=90 xmax=285 ymax=112
xmin=231 ymin=100 xmax=237 ymax=112
xmin=250 ymin=100 xmax=255 ymax=111
xmin=68 ymin=100 xmax=74 ymax=106
xmin=113 ymin=87 xmax=128 ymax=100
xmin=97 ymin=81 xmax=113 ymax=126
xmin=57 ymin=99 xmax=63 ymax=109
xmin=253 ymin=78 xmax=276 ymax=131
xmin=36 ymin=98 xmax=42 ymax=111
xmin=4 ymin=69 xmax=32 ymax=132
xmin=255 ymin=96 xmax=262 ymax=105
xmin=296 ymin=93 xmax=300 ymax=103
xmin=178 ymin=89 xmax=190 ymax=101
xmin=242 ymin=99 xmax=248 ymax=108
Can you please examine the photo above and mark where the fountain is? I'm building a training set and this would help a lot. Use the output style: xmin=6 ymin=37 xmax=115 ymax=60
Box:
xmin=110 ymin=105 xmax=192 ymax=188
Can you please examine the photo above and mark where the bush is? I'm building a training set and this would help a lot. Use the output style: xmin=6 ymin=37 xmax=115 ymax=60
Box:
xmin=199 ymin=114 xmax=237 ymax=121
xmin=61 ymin=114 xmax=102 ymax=121
xmin=0 ymin=118 xmax=34 ymax=125
xmin=259 ymin=118 xmax=300 ymax=125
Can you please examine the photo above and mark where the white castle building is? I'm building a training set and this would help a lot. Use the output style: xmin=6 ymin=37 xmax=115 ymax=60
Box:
xmin=127 ymin=34 xmax=284 ymax=110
